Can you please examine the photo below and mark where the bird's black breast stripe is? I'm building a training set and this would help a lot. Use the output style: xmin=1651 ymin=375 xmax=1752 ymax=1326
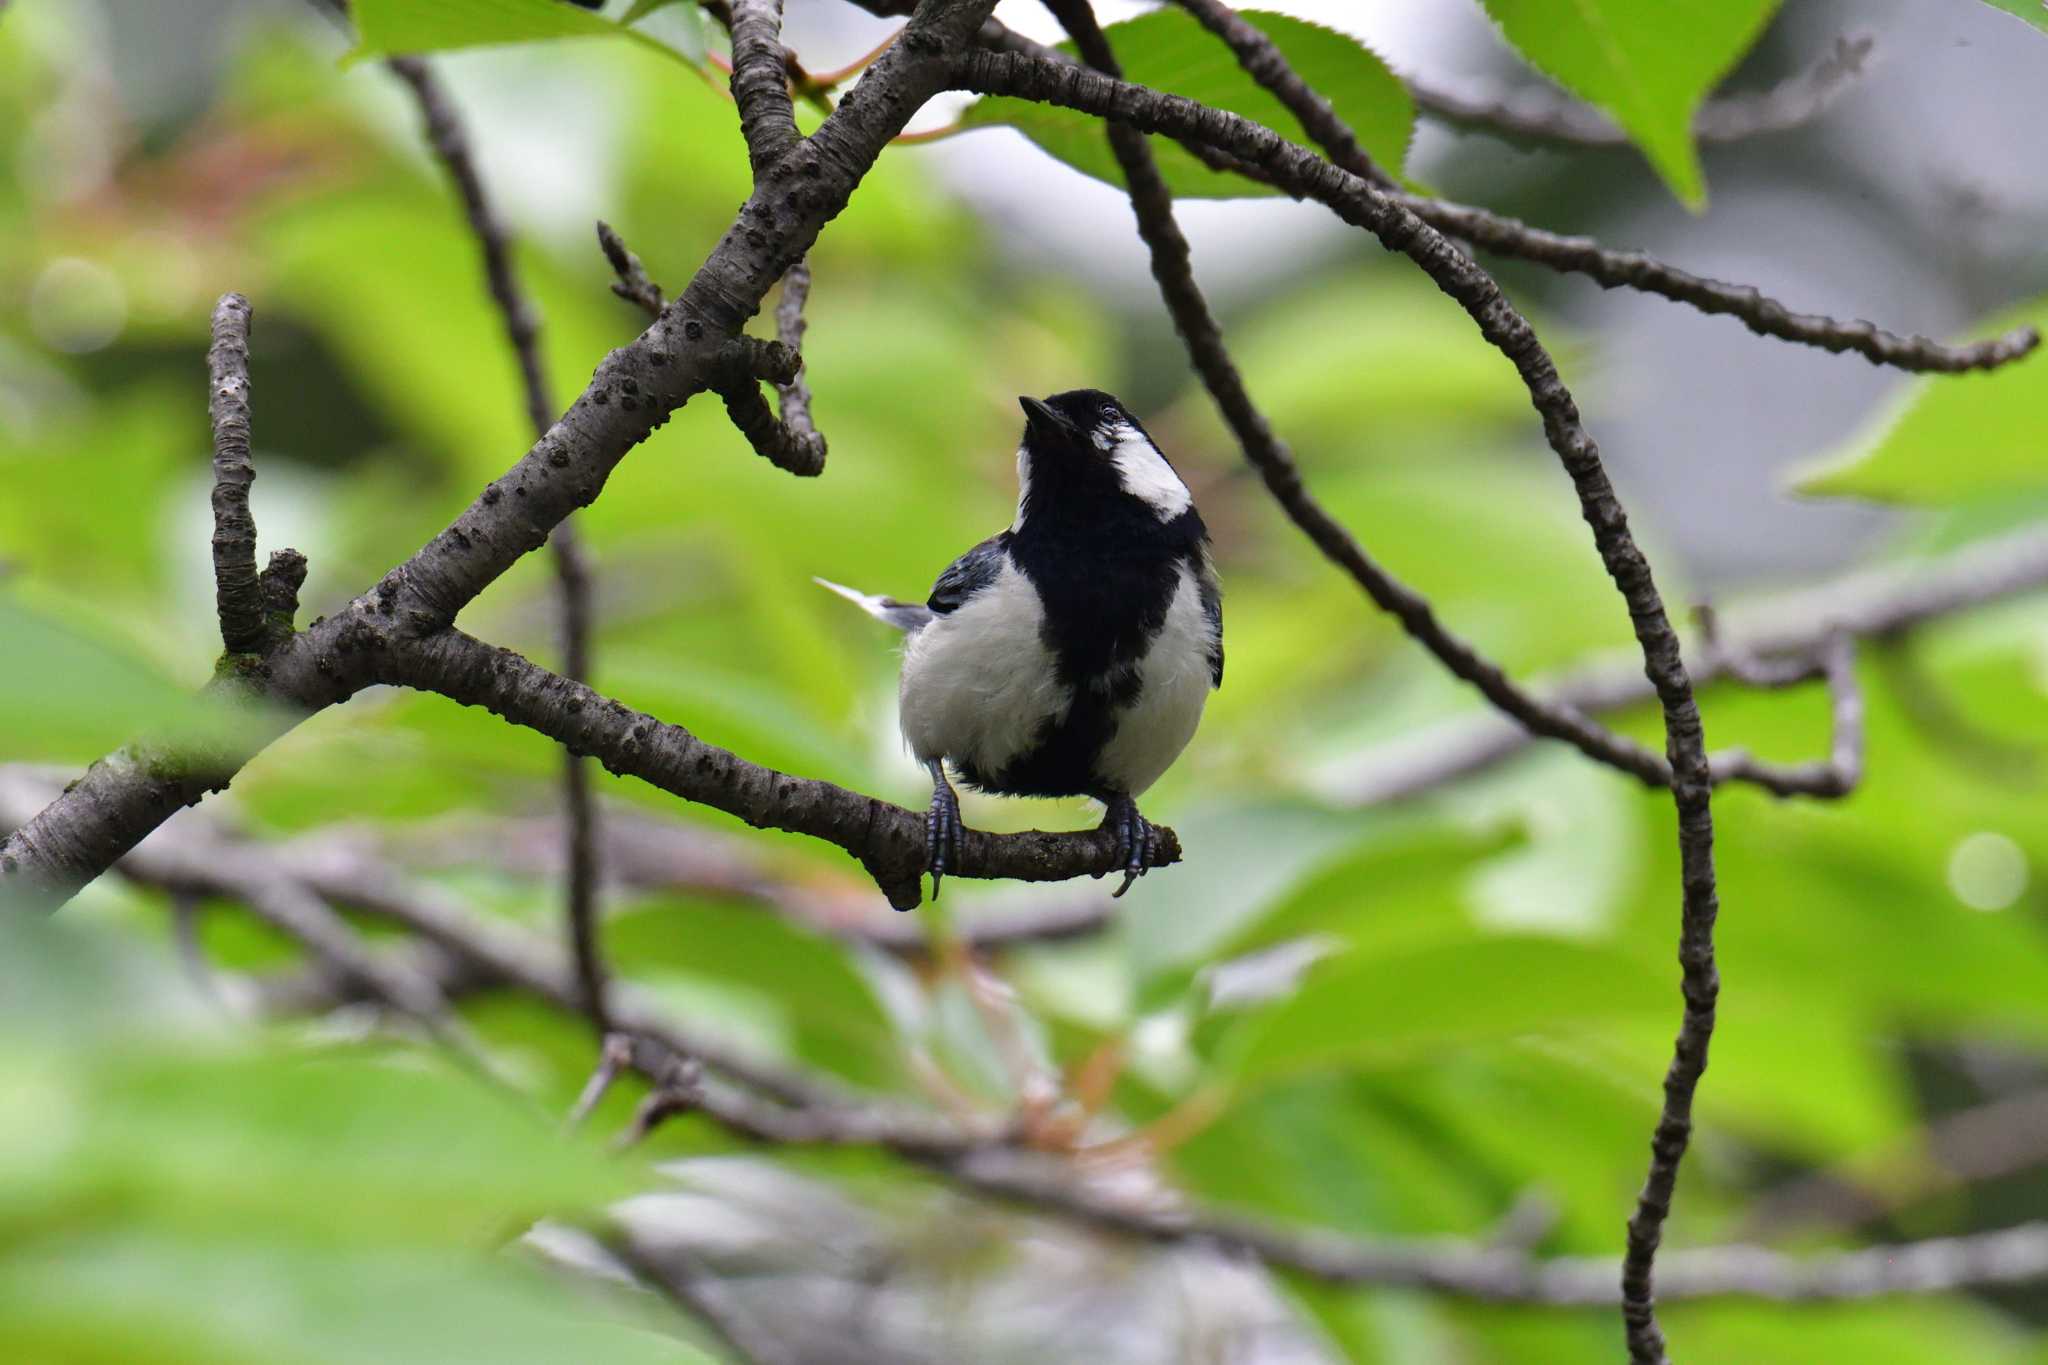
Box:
xmin=926 ymin=533 xmax=1010 ymax=614
xmin=954 ymin=510 xmax=1212 ymax=800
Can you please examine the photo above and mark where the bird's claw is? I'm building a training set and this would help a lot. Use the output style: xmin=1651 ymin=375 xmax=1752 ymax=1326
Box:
xmin=1101 ymin=793 xmax=1159 ymax=898
xmin=925 ymin=763 xmax=964 ymax=900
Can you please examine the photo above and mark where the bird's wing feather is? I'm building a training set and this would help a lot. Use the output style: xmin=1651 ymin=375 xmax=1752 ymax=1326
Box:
xmin=1196 ymin=550 xmax=1223 ymax=688
xmin=927 ymin=534 xmax=1011 ymax=615
xmin=814 ymin=577 xmax=933 ymax=633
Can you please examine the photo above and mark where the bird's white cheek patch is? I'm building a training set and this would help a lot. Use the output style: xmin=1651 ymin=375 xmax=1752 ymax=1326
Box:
xmin=898 ymin=561 xmax=1070 ymax=776
xmin=1095 ymin=564 xmax=1212 ymax=796
xmin=1106 ymin=421 xmax=1192 ymax=520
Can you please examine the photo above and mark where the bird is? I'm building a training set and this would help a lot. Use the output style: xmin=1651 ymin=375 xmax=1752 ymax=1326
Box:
xmin=820 ymin=389 xmax=1221 ymax=902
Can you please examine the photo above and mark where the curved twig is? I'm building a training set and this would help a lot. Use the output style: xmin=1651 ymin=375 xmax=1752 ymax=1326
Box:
xmin=1409 ymin=33 xmax=1877 ymax=150
xmin=947 ymin=47 xmax=1719 ymax=1362
xmin=387 ymin=54 xmax=611 ymax=1035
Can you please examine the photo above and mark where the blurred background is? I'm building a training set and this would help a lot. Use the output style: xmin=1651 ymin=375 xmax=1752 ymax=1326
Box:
xmin=5 ymin=0 xmax=2048 ymax=1361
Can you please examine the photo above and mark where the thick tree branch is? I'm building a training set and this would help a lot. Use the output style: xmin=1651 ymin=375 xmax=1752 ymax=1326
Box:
xmin=388 ymin=53 xmax=610 ymax=1035
xmin=1409 ymin=33 xmax=1876 ymax=150
xmin=951 ymin=48 xmax=1720 ymax=1361
xmin=206 ymin=293 xmax=266 ymax=656
xmin=367 ymin=628 xmax=1177 ymax=909
xmin=1 ymin=0 xmax=1004 ymax=909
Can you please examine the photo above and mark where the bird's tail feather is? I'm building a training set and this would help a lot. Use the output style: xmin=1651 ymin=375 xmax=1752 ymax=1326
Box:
xmin=814 ymin=577 xmax=932 ymax=633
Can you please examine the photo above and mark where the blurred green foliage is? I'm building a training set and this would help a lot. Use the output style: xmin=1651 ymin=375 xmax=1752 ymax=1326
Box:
xmin=5 ymin=2 xmax=2048 ymax=1362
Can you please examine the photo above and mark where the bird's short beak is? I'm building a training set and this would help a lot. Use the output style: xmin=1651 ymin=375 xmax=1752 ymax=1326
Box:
xmin=1019 ymin=396 xmax=1070 ymax=441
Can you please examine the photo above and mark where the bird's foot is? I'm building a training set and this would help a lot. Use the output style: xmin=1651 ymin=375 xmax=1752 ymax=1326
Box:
xmin=925 ymin=760 xmax=964 ymax=900
xmin=1098 ymin=792 xmax=1160 ymax=898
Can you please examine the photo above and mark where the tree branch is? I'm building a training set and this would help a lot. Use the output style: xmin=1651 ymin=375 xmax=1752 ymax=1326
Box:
xmin=366 ymin=628 xmax=1176 ymax=909
xmin=1393 ymin=191 xmax=2039 ymax=375
xmin=597 ymin=219 xmax=666 ymax=317
xmin=950 ymin=47 xmax=1721 ymax=1361
xmin=1167 ymin=0 xmax=1392 ymax=189
xmin=335 ymin=807 xmax=1116 ymax=954
xmin=387 ymin=54 xmax=610 ymax=1035
xmin=771 ymin=257 xmax=825 ymax=458
xmin=206 ymin=292 xmax=266 ymax=656
xmin=1 ymin=0 xmax=1005 ymax=909
xmin=730 ymin=0 xmax=803 ymax=177
xmin=1039 ymin=0 xmax=1689 ymax=807
xmin=606 ymin=1020 xmax=2048 ymax=1309
xmin=968 ymin=16 xmax=2030 ymax=376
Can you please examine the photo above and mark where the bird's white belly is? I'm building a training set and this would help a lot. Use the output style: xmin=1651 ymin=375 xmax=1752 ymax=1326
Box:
xmin=1095 ymin=564 xmax=1212 ymax=797
xmin=898 ymin=560 xmax=1071 ymax=775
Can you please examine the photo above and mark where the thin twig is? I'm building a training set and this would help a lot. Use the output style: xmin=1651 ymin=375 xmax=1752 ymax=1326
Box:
xmin=1036 ymin=0 xmax=1675 ymax=801
xmin=951 ymin=46 xmax=1721 ymax=1362
xmin=597 ymin=219 xmax=666 ymax=317
xmin=1409 ymin=33 xmax=1877 ymax=150
xmin=968 ymin=19 xmax=2035 ymax=377
xmin=1395 ymin=191 xmax=2039 ymax=375
xmin=1327 ymin=522 xmax=2048 ymax=807
xmin=206 ymin=292 xmax=265 ymax=656
xmin=1167 ymin=0 xmax=1393 ymax=189
xmin=567 ymin=1032 xmax=636 ymax=1128
xmin=771 ymin=257 xmax=825 ymax=458
xmin=387 ymin=55 xmax=610 ymax=1036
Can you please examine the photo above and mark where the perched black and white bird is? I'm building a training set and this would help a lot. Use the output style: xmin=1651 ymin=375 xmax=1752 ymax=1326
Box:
xmin=821 ymin=389 xmax=1222 ymax=901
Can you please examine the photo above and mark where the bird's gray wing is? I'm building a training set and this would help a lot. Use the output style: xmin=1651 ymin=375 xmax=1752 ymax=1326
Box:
xmin=927 ymin=533 xmax=1010 ymax=615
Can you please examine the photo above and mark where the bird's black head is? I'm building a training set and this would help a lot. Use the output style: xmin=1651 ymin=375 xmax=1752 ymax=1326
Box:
xmin=1013 ymin=389 xmax=1196 ymax=535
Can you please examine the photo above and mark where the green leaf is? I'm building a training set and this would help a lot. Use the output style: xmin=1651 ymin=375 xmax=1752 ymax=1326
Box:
xmin=960 ymin=9 xmax=1415 ymax=200
xmin=1975 ymin=0 xmax=2048 ymax=37
xmin=1791 ymin=296 xmax=2048 ymax=503
xmin=1476 ymin=0 xmax=1782 ymax=207
xmin=3 ymin=1047 xmax=638 ymax=1247
xmin=630 ymin=1 xmax=708 ymax=64
xmin=348 ymin=0 xmax=679 ymax=66
xmin=0 ymin=590 xmax=273 ymax=760
xmin=606 ymin=899 xmax=905 ymax=1089
xmin=0 ymin=1233 xmax=711 ymax=1365
xmin=1224 ymin=936 xmax=1672 ymax=1083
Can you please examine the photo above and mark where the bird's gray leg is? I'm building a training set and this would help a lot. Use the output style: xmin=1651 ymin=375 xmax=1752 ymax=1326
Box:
xmin=1096 ymin=791 xmax=1159 ymax=898
xmin=925 ymin=759 xmax=964 ymax=900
